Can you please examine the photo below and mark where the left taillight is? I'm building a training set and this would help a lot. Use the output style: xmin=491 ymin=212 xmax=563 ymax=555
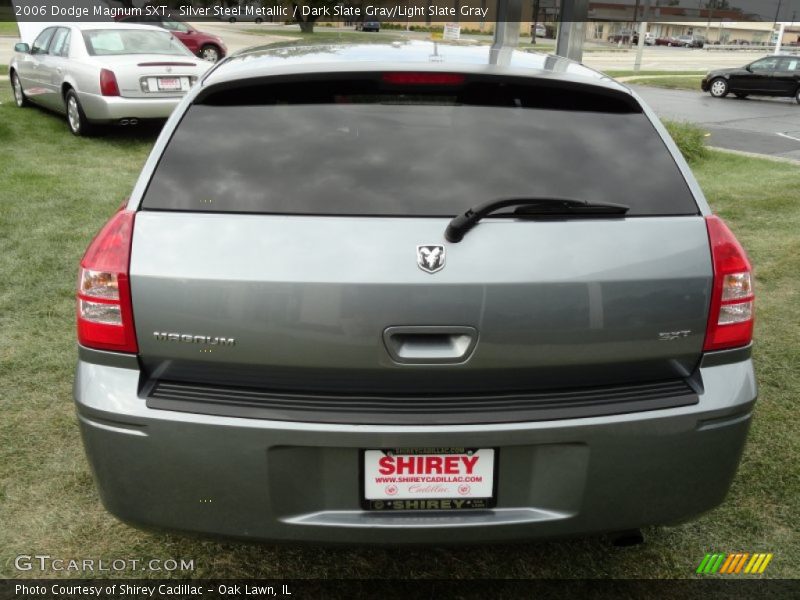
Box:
xmin=77 ymin=209 xmax=138 ymax=353
xmin=100 ymin=68 xmax=120 ymax=96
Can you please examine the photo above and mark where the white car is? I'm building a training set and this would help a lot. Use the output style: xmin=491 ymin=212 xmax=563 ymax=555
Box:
xmin=9 ymin=23 xmax=211 ymax=136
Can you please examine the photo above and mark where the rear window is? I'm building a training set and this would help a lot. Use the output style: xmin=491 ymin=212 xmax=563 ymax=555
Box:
xmin=142 ymin=75 xmax=699 ymax=216
xmin=83 ymin=29 xmax=188 ymax=56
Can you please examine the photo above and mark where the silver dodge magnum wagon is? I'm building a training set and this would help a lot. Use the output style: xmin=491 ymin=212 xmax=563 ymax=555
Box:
xmin=74 ymin=41 xmax=757 ymax=544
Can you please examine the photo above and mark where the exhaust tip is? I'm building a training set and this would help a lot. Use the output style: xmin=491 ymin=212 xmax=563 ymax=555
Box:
xmin=611 ymin=529 xmax=645 ymax=547
xmin=119 ymin=119 xmax=129 ymax=126
xmin=128 ymin=118 xmax=139 ymax=125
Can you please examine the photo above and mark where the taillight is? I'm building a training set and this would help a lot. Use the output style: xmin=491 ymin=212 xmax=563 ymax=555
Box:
xmin=703 ymin=215 xmax=754 ymax=352
xmin=77 ymin=209 xmax=138 ymax=353
xmin=100 ymin=69 xmax=120 ymax=96
xmin=382 ymin=72 xmax=465 ymax=86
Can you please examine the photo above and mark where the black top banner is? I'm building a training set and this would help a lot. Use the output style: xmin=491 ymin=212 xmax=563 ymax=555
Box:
xmin=4 ymin=0 xmax=800 ymax=23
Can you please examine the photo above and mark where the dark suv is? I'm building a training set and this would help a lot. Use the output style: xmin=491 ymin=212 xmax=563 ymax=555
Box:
xmin=74 ymin=41 xmax=757 ymax=544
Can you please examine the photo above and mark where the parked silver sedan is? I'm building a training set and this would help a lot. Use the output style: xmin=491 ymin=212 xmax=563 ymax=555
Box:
xmin=9 ymin=23 xmax=212 ymax=135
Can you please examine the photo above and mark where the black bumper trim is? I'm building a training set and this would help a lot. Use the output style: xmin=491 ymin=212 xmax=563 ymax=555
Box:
xmin=145 ymin=378 xmax=699 ymax=425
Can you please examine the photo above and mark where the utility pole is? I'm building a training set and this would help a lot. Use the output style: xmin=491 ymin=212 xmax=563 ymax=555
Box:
xmin=555 ymin=0 xmax=589 ymax=62
xmin=774 ymin=22 xmax=786 ymax=54
xmin=705 ymin=0 xmax=714 ymax=43
xmin=773 ymin=0 xmax=784 ymax=54
xmin=531 ymin=0 xmax=540 ymax=45
xmin=634 ymin=0 xmax=652 ymax=72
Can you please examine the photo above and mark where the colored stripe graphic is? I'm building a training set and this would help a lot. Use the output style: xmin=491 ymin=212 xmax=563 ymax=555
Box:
xmin=758 ymin=554 xmax=773 ymax=573
xmin=696 ymin=554 xmax=712 ymax=574
xmin=710 ymin=554 xmax=725 ymax=573
xmin=719 ymin=554 xmax=735 ymax=574
xmin=697 ymin=552 xmax=772 ymax=575
xmin=733 ymin=553 xmax=750 ymax=574
xmin=721 ymin=553 xmax=738 ymax=574
xmin=744 ymin=554 xmax=760 ymax=573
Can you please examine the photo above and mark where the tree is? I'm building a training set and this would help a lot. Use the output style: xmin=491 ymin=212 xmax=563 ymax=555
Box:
xmin=290 ymin=0 xmax=342 ymax=33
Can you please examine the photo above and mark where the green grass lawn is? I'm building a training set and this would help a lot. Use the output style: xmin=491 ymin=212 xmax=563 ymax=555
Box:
xmin=0 ymin=22 xmax=19 ymax=37
xmin=625 ymin=75 xmax=705 ymax=91
xmin=604 ymin=69 xmax=706 ymax=78
xmin=0 ymin=88 xmax=798 ymax=579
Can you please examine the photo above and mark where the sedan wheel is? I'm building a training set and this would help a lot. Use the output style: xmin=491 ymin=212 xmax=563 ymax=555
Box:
xmin=710 ymin=78 xmax=729 ymax=98
xmin=11 ymin=72 xmax=28 ymax=107
xmin=201 ymin=45 xmax=220 ymax=62
xmin=65 ymin=89 xmax=94 ymax=136
xmin=796 ymin=88 xmax=800 ymax=105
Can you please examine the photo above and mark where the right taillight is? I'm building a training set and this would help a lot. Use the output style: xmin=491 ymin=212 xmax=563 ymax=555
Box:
xmin=77 ymin=209 xmax=138 ymax=353
xmin=703 ymin=215 xmax=754 ymax=352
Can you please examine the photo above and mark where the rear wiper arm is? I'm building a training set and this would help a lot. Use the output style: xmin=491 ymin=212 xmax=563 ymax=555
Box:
xmin=444 ymin=197 xmax=630 ymax=243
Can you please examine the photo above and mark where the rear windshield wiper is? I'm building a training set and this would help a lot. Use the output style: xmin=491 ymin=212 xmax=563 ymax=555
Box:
xmin=445 ymin=198 xmax=630 ymax=243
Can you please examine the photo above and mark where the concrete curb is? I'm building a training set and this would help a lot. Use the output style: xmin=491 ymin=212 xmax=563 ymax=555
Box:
xmin=708 ymin=146 xmax=800 ymax=166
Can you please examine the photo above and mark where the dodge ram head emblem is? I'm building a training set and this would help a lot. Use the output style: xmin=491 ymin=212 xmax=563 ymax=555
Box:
xmin=417 ymin=245 xmax=445 ymax=274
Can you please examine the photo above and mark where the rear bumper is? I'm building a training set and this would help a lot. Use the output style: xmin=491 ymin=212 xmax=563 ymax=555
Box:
xmin=78 ymin=91 xmax=182 ymax=122
xmin=74 ymin=349 xmax=757 ymax=544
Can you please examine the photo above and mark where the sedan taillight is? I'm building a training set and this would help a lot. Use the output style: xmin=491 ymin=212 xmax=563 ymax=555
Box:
xmin=100 ymin=69 xmax=120 ymax=97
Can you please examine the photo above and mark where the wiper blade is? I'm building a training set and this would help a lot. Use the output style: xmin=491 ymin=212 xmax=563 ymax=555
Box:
xmin=445 ymin=197 xmax=630 ymax=243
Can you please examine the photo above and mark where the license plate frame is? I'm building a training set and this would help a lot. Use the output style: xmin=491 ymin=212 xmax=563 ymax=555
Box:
xmin=361 ymin=447 xmax=498 ymax=511
xmin=156 ymin=77 xmax=181 ymax=91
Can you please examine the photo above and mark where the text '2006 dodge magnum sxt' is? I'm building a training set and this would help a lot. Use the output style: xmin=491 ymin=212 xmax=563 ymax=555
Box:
xmin=74 ymin=41 xmax=757 ymax=544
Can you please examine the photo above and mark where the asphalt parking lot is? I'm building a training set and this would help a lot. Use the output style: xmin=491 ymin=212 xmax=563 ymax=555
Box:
xmin=632 ymin=85 xmax=800 ymax=161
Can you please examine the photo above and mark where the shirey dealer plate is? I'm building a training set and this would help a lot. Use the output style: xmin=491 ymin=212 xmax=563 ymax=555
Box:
xmin=362 ymin=447 xmax=496 ymax=510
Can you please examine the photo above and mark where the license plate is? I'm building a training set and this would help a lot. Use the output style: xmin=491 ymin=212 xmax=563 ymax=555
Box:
xmin=362 ymin=448 xmax=496 ymax=511
xmin=157 ymin=77 xmax=181 ymax=91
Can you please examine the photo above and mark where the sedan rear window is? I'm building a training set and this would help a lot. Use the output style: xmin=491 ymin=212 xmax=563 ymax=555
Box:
xmin=142 ymin=75 xmax=699 ymax=217
xmin=83 ymin=29 xmax=188 ymax=56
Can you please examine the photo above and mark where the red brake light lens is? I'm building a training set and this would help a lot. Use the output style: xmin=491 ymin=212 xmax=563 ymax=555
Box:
xmin=703 ymin=215 xmax=754 ymax=352
xmin=100 ymin=68 xmax=120 ymax=97
xmin=77 ymin=209 xmax=138 ymax=353
xmin=382 ymin=72 xmax=466 ymax=86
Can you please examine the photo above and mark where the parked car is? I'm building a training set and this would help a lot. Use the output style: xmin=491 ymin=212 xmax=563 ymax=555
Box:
xmin=676 ymin=35 xmax=705 ymax=48
xmin=606 ymin=30 xmax=652 ymax=45
xmin=702 ymin=55 xmax=800 ymax=103
xmin=9 ymin=23 xmax=211 ymax=135
xmin=224 ymin=15 xmax=265 ymax=24
xmin=355 ymin=19 xmax=381 ymax=32
xmin=639 ymin=32 xmax=655 ymax=45
xmin=655 ymin=35 xmax=681 ymax=46
xmin=609 ymin=29 xmax=635 ymax=44
xmin=75 ymin=41 xmax=757 ymax=544
xmin=531 ymin=23 xmax=547 ymax=38
xmin=117 ymin=14 xmax=226 ymax=62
